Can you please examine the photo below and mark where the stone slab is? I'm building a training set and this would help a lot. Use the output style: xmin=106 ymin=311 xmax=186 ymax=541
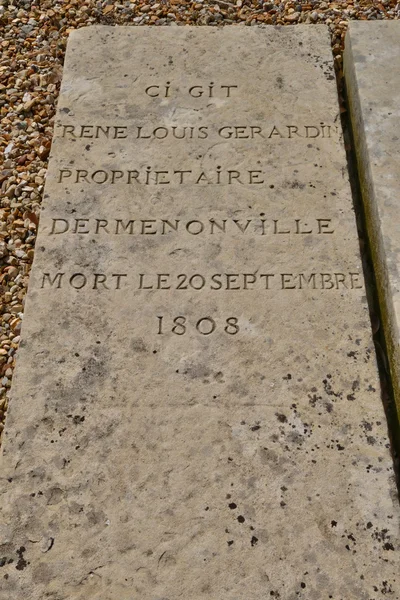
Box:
xmin=0 ymin=25 xmax=399 ymax=600
xmin=344 ymin=21 xmax=400 ymax=417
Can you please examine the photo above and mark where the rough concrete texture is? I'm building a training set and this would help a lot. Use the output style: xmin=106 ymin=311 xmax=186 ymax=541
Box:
xmin=344 ymin=21 xmax=400 ymax=420
xmin=0 ymin=26 xmax=399 ymax=600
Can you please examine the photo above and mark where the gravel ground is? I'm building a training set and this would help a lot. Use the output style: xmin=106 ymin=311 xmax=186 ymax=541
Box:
xmin=1 ymin=0 xmax=399 ymax=442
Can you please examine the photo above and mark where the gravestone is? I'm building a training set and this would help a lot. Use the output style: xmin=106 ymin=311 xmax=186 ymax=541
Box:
xmin=344 ymin=21 xmax=400 ymax=417
xmin=1 ymin=26 xmax=399 ymax=600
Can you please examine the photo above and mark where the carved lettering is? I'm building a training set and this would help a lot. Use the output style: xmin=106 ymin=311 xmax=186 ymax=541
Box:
xmin=157 ymin=316 xmax=240 ymax=335
xmin=41 ymin=273 xmax=128 ymax=290
xmin=41 ymin=272 xmax=64 ymax=288
xmin=57 ymin=168 xmax=270 ymax=186
xmin=143 ymin=82 xmax=238 ymax=99
xmin=58 ymin=123 xmax=337 ymax=141
xmin=48 ymin=217 xmax=335 ymax=236
xmin=40 ymin=271 xmax=363 ymax=291
xmin=61 ymin=124 xmax=128 ymax=139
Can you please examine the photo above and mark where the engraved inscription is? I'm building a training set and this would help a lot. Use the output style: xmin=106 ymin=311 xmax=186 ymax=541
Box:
xmin=144 ymin=82 xmax=238 ymax=98
xmin=48 ymin=217 xmax=335 ymax=236
xmin=58 ymin=123 xmax=336 ymax=141
xmin=57 ymin=167 xmax=267 ymax=185
xmin=40 ymin=271 xmax=363 ymax=291
xmin=46 ymin=75 xmax=354 ymax=343
xmin=157 ymin=316 xmax=240 ymax=336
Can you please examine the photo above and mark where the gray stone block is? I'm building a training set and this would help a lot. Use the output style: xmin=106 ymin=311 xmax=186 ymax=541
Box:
xmin=0 ymin=25 xmax=399 ymax=600
xmin=344 ymin=20 xmax=400 ymax=418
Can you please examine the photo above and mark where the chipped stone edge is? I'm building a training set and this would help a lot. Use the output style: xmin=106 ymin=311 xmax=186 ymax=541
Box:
xmin=343 ymin=27 xmax=400 ymax=421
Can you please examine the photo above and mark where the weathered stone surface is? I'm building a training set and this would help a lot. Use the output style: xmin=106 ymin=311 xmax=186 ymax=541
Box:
xmin=344 ymin=21 xmax=400 ymax=418
xmin=0 ymin=26 xmax=399 ymax=600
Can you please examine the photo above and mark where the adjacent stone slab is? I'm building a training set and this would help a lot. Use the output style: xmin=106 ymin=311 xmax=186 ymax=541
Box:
xmin=344 ymin=21 xmax=400 ymax=417
xmin=1 ymin=26 xmax=399 ymax=600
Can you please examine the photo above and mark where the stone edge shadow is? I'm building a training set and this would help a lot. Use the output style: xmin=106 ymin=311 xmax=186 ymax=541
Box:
xmin=343 ymin=24 xmax=400 ymax=436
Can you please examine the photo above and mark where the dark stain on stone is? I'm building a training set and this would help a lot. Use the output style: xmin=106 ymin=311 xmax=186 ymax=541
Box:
xmin=251 ymin=536 xmax=258 ymax=546
xmin=372 ymin=527 xmax=396 ymax=552
xmin=288 ymin=431 xmax=304 ymax=445
xmin=215 ymin=371 xmax=224 ymax=383
xmin=362 ymin=421 xmax=373 ymax=431
xmin=72 ymin=415 xmax=85 ymax=425
xmin=308 ymin=392 xmax=320 ymax=407
xmin=290 ymin=181 xmax=305 ymax=189
xmin=178 ymin=363 xmax=210 ymax=380
xmin=384 ymin=542 xmax=395 ymax=551
xmin=322 ymin=377 xmax=342 ymax=399
xmin=276 ymin=413 xmax=287 ymax=423
xmin=131 ymin=338 xmax=147 ymax=353
xmin=15 ymin=547 xmax=28 ymax=571
xmin=237 ymin=515 xmax=245 ymax=523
